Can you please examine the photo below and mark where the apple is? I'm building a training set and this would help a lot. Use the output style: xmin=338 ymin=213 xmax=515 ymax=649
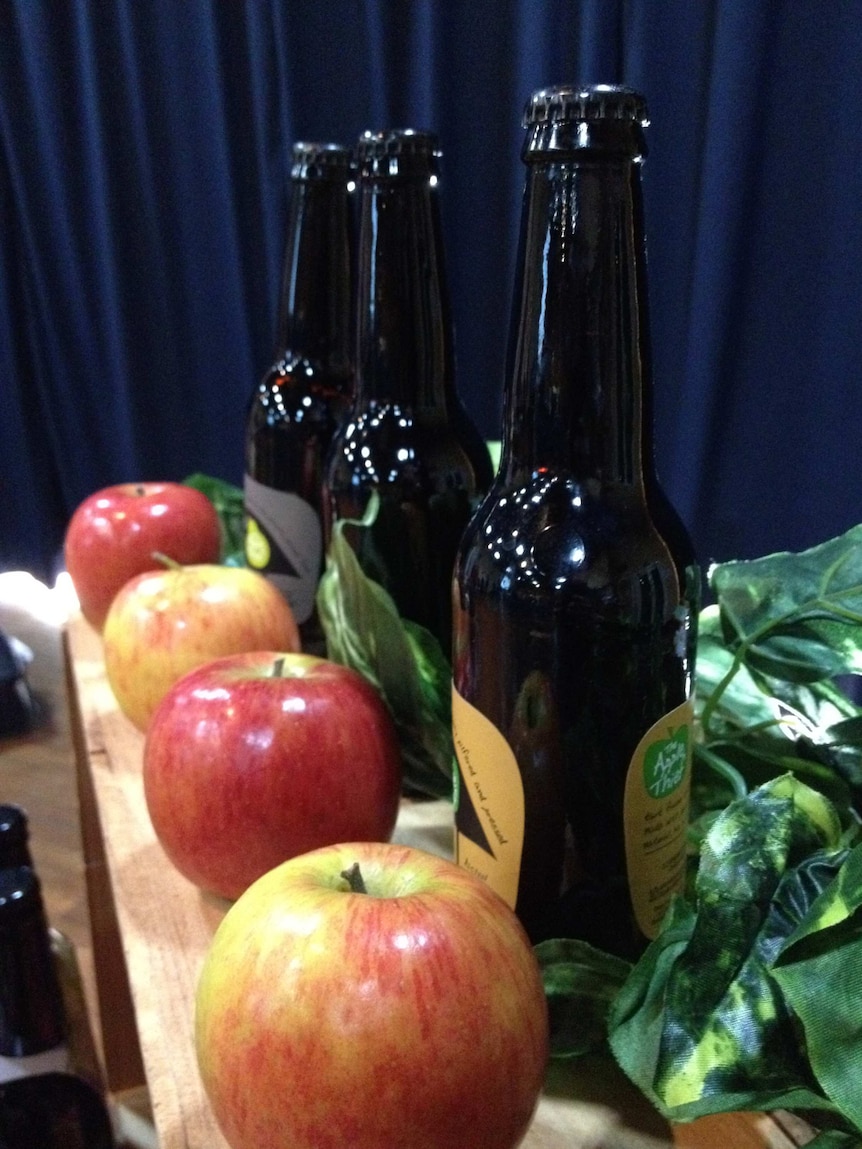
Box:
xmin=195 ymin=841 xmax=549 ymax=1149
xmin=142 ymin=652 xmax=403 ymax=900
xmin=103 ymin=564 xmax=300 ymax=732
xmin=64 ymin=481 xmax=222 ymax=630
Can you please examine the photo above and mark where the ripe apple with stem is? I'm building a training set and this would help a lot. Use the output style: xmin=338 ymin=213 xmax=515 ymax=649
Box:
xmin=103 ymin=561 xmax=300 ymax=731
xmin=195 ymin=840 xmax=550 ymax=1149
xmin=143 ymin=651 xmax=403 ymax=900
xmin=64 ymin=481 xmax=222 ymax=630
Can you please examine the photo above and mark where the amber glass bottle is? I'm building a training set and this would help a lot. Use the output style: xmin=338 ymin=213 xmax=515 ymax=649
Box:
xmin=0 ymin=866 xmax=116 ymax=1147
xmin=323 ymin=129 xmax=493 ymax=659
xmin=244 ymin=142 xmax=354 ymax=649
xmin=452 ymin=85 xmax=700 ymax=959
xmin=0 ymin=806 xmax=31 ymax=869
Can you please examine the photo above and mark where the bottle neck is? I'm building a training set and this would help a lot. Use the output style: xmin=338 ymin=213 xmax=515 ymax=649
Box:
xmin=354 ymin=174 xmax=453 ymax=411
xmin=502 ymin=154 xmax=652 ymax=486
xmin=275 ymin=178 xmax=353 ymax=375
xmin=0 ymin=871 xmax=66 ymax=1057
xmin=0 ymin=806 xmax=31 ymax=870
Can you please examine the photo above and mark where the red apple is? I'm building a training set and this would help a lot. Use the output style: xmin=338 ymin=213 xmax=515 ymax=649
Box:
xmin=64 ymin=481 xmax=222 ymax=631
xmin=142 ymin=652 xmax=403 ymax=900
xmin=195 ymin=841 xmax=549 ymax=1149
xmin=103 ymin=564 xmax=300 ymax=732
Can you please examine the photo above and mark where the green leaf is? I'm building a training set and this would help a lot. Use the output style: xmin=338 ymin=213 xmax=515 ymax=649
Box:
xmin=696 ymin=607 xmax=778 ymax=738
xmin=773 ymin=844 xmax=862 ymax=1132
xmin=694 ymin=738 xmax=856 ymax=825
xmin=609 ymin=777 xmax=847 ymax=1124
xmin=316 ymin=493 xmax=454 ymax=799
xmin=696 ymin=547 xmax=862 ymax=819
xmin=606 ymin=897 xmax=698 ymax=1113
xmin=826 ymin=715 xmax=862 ymax=746
xmin=183 ymin=473 xmax=245 ymax=564
xmin=711 ymin=525 xmax=862 ymax=683
xmin=535 ymin=938 xmax=632 ymax=1058
xmin=804 ymin=1134 xmax=862 ymax=1149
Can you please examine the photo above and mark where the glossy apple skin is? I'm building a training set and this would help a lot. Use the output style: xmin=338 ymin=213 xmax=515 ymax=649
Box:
xmin=143 ymin=652 xmax=403 ymax=900
xmin=196 ymin=841 xmax=549 ymax=1149
xmin=64 ymin=482 xmax=222 ymax=630
xmin=103 ymin=564 xmax=300 ymax=732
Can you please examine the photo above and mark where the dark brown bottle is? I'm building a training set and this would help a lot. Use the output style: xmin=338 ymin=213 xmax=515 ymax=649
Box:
xmin=0 ymin=807 xmax=31 ymax=870
xmin=0 ymin=866 xmax=116 ymax=1147
xmin=322 ymin=129 xmax=493 ymax=659
xmin=244 ymin=142 xmax=354 ymax=650
xmin=452 ymin=85 xmax=700 ymax=959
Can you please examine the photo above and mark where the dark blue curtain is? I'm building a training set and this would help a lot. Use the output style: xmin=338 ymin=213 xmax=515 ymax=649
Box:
xmin=2 ymin=0 xmax=861 ymax=583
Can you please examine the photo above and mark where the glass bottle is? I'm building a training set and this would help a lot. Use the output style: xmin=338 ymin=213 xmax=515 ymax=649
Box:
xmin=0 ymin=866 xmax=116 ymax=1147
xmin=0 ymin=806 xmax=32 ymax=870
xmin=322 ymin=129 xmax=493 ymax=659
xmin=452 ymin=85 xmax=700 ymax=959
xmin=244 ymin=141 xmax=355 ymax=651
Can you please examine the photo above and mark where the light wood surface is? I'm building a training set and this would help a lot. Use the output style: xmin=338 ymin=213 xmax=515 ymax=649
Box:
xmin=55 ymin=610 xmax=816 ymax=1149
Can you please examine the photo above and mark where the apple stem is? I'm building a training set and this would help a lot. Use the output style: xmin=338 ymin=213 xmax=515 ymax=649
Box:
xmin=151 ymin=551 xmax=182 ymax=570
xmin=271 ymin=656 xmax=285 ymax=678
xmin=340 ymin=863 xmax=368 ymax=895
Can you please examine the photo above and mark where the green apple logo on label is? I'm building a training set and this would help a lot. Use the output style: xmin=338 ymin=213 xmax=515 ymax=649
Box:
xmin=245 ymin=518 xmax=271 ymax=569
xmin=643 ymin=725 xmax=689 ymax=798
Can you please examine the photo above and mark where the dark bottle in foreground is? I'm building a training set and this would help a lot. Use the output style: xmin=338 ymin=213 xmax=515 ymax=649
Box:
xmin=323 ymin=129 xmax=493 ymax=659
xmin=452 ymin=85 xmax=700 ymax=959
xmin=0 ymin=805 xmax=32 ymax=870
xmin=244 ymin=141 xmax=355 ymax=650
xmin=0 ymin=866 xmax=116 ymax=1147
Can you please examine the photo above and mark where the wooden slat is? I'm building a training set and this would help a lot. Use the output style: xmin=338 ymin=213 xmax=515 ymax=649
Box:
xmin=64 ymin=625 xmax=147 ymax=1094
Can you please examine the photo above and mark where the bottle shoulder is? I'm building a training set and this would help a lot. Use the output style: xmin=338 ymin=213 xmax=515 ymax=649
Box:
xmin=327 ymin=400 xmax=492 ymax=492
xmin=457 ymin=470 xmax=696 ymax=613
xmin=247 ymin=359 xmax=352 ymax=430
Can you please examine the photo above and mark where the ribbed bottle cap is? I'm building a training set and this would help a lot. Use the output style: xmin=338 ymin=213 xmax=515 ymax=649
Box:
xmin=291 ymin=141 xmax=353 ymax=180
xmin=0 ymin=865 xmax=40 ymax=926
xmin=524 ymin=84 xmax=648 ymax=128
xmin=356 ymin=129 xmax=441 ymax=162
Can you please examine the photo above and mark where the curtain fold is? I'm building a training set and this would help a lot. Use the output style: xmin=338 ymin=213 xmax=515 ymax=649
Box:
xmin=2 ymin=0 xmax=861 ymax=581
xmin=671 ymin=1 xmax=781 ymax=532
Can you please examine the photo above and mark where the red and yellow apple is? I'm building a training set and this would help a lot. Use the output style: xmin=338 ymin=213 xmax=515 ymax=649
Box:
xmin=195 ymin=841 xmax=549 ymax=1149
xmin=103 ymin=563 xmax=300 ymax=732
xmin=64 ymin=481 xmax=221 ymax=630
xmin=143 ymin=652 xmax=403 ymax=900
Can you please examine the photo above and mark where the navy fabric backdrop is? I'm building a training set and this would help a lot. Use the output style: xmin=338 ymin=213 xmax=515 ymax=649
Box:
xmin=2 ymin=0 xmax=861 ymax=583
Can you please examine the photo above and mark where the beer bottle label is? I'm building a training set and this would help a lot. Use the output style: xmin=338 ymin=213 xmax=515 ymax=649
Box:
xmin=452 ymin=684 xmax=524 ymax=910
xmin=243 ymin=474 xmax=322 ymax=625
xmin=623 ymin=700 xmax=693 ymax=939
xmin=453 ymin=683 xmax=692 ymax=939
xmin=0 ymin=1043 xmax=70 ymax=1083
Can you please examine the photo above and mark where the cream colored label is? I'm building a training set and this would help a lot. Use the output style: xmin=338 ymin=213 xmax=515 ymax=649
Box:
xmin=243 ymin=474 xmax=322 ymax=624
xmin=624 ymin=700 xmax=693 ymax=939
xmin=0 ymin=1042 xmax=70 ymax=1083
xmin=452 ymin=685 xmax=524 ymax=910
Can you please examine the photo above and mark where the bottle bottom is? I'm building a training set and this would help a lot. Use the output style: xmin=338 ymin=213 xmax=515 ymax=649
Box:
xmin=0 ymin=1072 xmax=117 ymax=1148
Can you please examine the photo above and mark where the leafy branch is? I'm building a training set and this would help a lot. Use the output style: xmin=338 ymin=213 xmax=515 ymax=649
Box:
xmin=315 ymin=492 xmax=454 ymax=800
xmin=546 ymin=524 xmax=862 ymax=1144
